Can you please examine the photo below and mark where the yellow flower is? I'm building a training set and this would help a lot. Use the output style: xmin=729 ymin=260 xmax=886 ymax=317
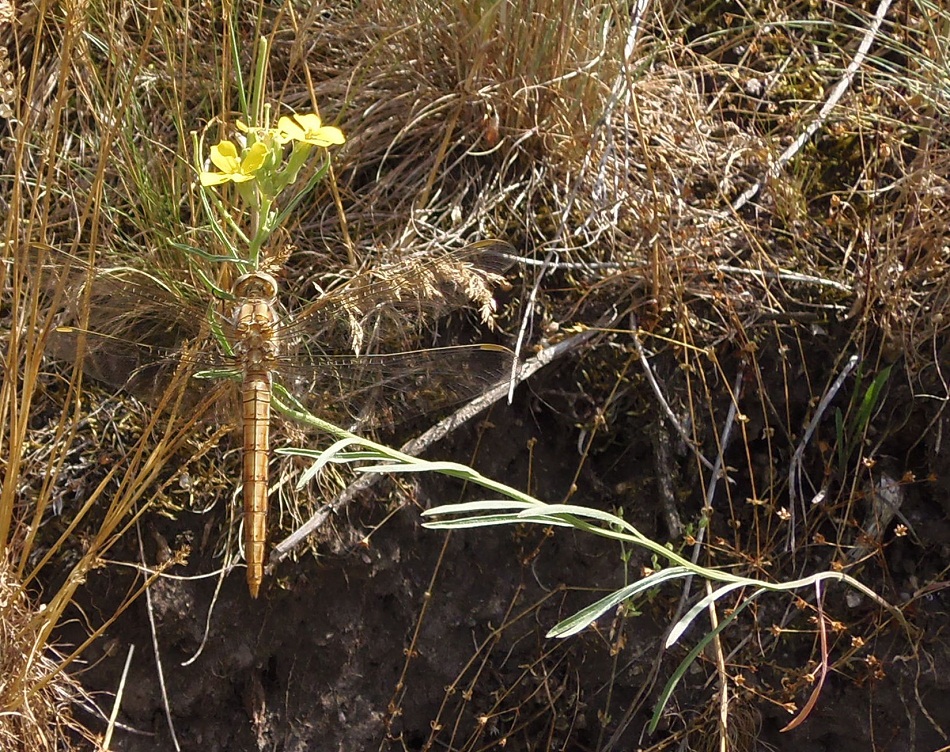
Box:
xmin=200 ymin=140 xmax=268 ymax=186
xmin=277 ymin=113 xmax=345 ymax=147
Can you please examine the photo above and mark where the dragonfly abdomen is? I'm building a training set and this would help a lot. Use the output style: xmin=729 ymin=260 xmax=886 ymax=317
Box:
xmin=233 ymin=272 xmax=282 ymax=599
xmin=241 ymin=371 xmax=271 ymax=598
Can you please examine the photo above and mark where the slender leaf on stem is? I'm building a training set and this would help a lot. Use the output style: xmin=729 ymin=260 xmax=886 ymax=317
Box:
xmin=547 ymin=567 xmax=695 ymax=638
xmin=292 ymin=437 xmax=368 ymax=488
xmin=648 ymin=592 xmax=765 ymax=734
xmin=421 ymin=500 xmax=539 ymax=515
xmin=666 ymin=580 xmax=753 ymax=647
xmin=423 ymin=513 xmax=534 ymax=529
xmin=517 ymin=503 xmax=641 ymax=534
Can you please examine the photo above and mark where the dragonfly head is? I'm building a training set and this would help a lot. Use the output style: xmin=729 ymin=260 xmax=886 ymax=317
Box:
xmin=233 ymin=271 xmax=279 ymax=302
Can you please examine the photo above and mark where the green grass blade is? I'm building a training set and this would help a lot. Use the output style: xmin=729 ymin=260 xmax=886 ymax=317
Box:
xmin=421 ymin=500 xmax=539 ymax=515
xmin=666 ymin=580 xmax=752 ymax=647
xmin=421 ymin=513 xmax=530 ymax=529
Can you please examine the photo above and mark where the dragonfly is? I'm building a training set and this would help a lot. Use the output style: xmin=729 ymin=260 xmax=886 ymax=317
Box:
xmin=48 ymin=240 xmax=516 ymax=597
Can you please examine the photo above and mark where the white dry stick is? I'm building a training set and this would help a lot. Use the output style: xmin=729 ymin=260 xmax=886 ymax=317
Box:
xmin=181 ymin=521 xmax=232 ymax=667
xmin=787 ymin=354 xmax=859 ymax=550
xmin=401 ymin=330 xmax=597 ymax=455
xmin=672 ymin=368 xmax=746 ymax=619
xmin=728 ymin=0 xmax=894 ymax=214
xmin=715 ymin=265 xmax=853 ymax=294
xmin=102 ymin=644 xmax=134 ymax=750
xmin=269 ymin=328 xmax=599 ymax=567
xmin=630 ymin=316 xmax=715 ymax=472
xmin=136 ymin=523 xmax=180 ymax=752
xmin=600 ymin=367 xmax=744 ymax=752
xmin=510 ymin=0 xmax=651 ymax=391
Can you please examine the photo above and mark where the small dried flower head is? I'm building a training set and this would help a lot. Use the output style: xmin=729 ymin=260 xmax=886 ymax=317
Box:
xmin=0 ymin=46 xmax=12 ymax=119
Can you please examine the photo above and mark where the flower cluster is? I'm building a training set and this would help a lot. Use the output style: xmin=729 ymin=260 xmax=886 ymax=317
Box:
xmin=200 ymin=113 xmax=345 ymax=188
xmin=196 ymin=110 xmax=345 ymax=268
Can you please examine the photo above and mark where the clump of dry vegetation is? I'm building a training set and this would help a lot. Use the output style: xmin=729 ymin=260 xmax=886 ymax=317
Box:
xmin=0 ymin=557 xmax=94 ymax=750
xmin=2 ymin=0 xmax=950 ymax=749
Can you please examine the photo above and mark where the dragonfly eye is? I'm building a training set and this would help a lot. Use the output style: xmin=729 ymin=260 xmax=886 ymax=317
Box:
xmin=233 ymin=271 xmax=279 ymax=301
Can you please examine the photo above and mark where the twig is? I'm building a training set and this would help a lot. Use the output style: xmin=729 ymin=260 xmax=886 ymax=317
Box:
xmin=102 ymin=644 xmax=134 ymax=750
xmin=651 ymin=418 xmax=683 ymax=539
xmin=508 ymin=248 xmax=556 ymax=402
xmin=631 ymin=315 xmax=715 ymax=472
xmin=602 ymin=366 xmax=744 ymax=751
xmin=728 ymin=0 xmax=895 ymax=214
xmin=708 ymin=579 xmax=730 ymax=752
xmin=495 ymin=255 xmax=855 ymax=297
xmin=715 ymin=264 xmax=853 ymax=294
xmin=496 ymin=251 xmax=632 ymax=272
xmin=509 ymin=0 xmax=650 ymax=396
xmin=136 ymin=523 xmax=180 ymax=752
xmin=690 ymin=369 xmax=744 ymax=561
xmin=268 ymin=328 xmax=599 ymax=567
xmin=788 ymin=354 xmax=859 ymax=550
xmin=181 ymin=500 xmax=240 ymax=666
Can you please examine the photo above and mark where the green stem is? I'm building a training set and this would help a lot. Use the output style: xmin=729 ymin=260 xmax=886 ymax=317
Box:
xmin=249 ymin=37 xmax=269 ymax=126
xmin=247 ymin=195 xmax=273 ymax=267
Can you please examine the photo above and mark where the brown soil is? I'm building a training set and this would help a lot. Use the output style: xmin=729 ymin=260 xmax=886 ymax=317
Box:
xmin=50 ymin=340 xmax=950 ymax=752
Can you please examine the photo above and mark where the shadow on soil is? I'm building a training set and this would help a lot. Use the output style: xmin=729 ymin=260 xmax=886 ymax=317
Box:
xmin=54 ymin=354 xmax=950 ymax=752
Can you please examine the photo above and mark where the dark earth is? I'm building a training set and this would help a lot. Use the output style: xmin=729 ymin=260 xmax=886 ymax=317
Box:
xmin=45 ymin=325 xmax=950 ymax=752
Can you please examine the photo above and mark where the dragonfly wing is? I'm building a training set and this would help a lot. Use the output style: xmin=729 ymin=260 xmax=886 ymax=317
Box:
xmin=275 ymin=344 xmax=515 ymax=433
xmin=43 ymin=241 xmax=517 ymax=427
xmin=271 ymin=240 xmax=517 ymax=431
xmin=44 ymin=253 xmax=237 ymax=396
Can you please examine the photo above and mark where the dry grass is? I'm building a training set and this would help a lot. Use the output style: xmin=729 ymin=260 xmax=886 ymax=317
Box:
xmin=0 ymin=5 xmax=232 ymax=747
xmin=2 ymin=0 xmax=950 ymax=748
xmin=0 ymin=557 xmax=95 ymax=751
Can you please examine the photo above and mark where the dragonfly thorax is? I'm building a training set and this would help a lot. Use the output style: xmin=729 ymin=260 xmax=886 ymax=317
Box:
xmin=232 ymin=272 xmax=281 ymax=369
xmin=233 ymin=271 xmax=279 ymax=302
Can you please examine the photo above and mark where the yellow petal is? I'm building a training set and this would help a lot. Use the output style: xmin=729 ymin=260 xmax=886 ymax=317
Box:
xmin=293 ymin=113 xmax=324 ymax=131
xmin=242 ymin=142 xmax=268 ymax=173
xmin=199 ymin=171 xmax=233 ymax=186
xmin=309 ymin=126 xmax=345 ymax=146
xmin=209 ymin=141 xmax=241 ymax=173
xmin=277 ymin=113 xmax=345 ymax=147
xmin=277 ymin=115 xmax=306 ymax=142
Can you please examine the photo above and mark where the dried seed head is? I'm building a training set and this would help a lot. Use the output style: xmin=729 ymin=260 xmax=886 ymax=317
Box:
xmin=0 ymin=44 xmax=14 ymax=119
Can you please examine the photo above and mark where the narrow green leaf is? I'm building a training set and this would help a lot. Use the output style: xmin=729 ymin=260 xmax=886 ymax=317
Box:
xmin=547 ymin=567 xmax=694 ymax=638
xmin=666 ymin=580 xmax=751 ymax=647
xmin=855 ymin=364 xmax=891 ymax=433
xmin=295 ymin=437 xmax=366 ymax=488
xmin=421 ymin=513 xmax=528 ymax=529
xmin=422 ymin=500 xmax=538 ymax=516
xmin=648 ymin=590 xmax=765 ymax=734
xmin=518 ymin=503 xmax=638 ymax=534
